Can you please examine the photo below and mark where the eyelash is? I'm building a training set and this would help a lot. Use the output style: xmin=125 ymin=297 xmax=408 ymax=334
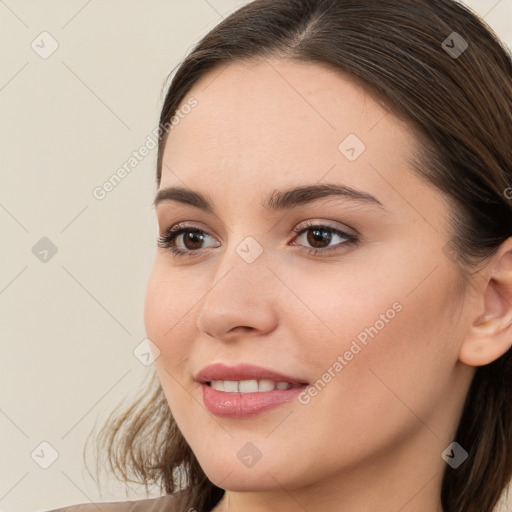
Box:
xmin=157 ymin=220 xmax=359 ymax=258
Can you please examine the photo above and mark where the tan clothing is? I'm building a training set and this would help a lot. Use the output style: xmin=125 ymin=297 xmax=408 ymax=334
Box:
xmin=45 ymin=492 xmax=208 ymax=512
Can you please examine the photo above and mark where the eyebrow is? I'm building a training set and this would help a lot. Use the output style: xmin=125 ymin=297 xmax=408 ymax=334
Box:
xmin=153 ymin=183 xmax=384 ymax=212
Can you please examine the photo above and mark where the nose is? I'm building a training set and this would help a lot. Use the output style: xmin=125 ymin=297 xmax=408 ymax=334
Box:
xmin=196 ymin=246 xmax=279 ymax=341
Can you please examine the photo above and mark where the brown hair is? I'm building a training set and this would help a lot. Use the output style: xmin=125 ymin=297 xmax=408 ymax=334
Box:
xmin=88 ymin=1 xmax=512 ymax=511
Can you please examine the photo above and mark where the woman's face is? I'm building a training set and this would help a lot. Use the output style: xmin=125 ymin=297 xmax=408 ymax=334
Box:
xmin=144 ymin=59 xmax=475 ymax=502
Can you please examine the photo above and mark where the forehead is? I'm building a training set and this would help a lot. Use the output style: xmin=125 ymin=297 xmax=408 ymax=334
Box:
xmin=160 ymin=58 xmax=420 ymax=207
xmin=165 ymin=58 xmax=392 ymax=150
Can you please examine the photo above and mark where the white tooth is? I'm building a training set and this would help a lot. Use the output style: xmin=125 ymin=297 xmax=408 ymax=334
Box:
xmin=210 ymin=380 xmax=224 ymax=391
xmin=258 ymin=379 xmax=277 ymax=392
xmin=212 ymin=380 xmax=296 ymax=393
xmin=239 ymin=379 xmax=259 ymax=393
xmin=223 ymin=380 xmax=239 ymax=393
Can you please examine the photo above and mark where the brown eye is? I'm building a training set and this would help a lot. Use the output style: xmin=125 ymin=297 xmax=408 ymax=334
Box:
xmin=306 ymin=227 xmax=333 ymax=249
xmin=157 ymin=225 xmax=220 ymax=256
xmin=181 ymin=230 xmax=207 ymax=251
xmin=291 ymin=222 xmax=358 ymax=255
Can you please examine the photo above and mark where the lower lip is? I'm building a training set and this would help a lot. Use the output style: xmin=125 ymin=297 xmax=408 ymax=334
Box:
xmin=201 ymin=383 xmax=308 ymax=418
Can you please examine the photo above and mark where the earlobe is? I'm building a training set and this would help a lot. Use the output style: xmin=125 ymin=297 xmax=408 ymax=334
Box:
xmin=459 ymin=238 xmax=512 ymax=367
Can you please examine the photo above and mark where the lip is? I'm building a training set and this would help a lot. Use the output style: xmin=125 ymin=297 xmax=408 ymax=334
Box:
xmin=195 ymin=363 xmax=309 ymax=419
xmin=195 ymin=362 xmax=309 ymax=385
xmin=201 ymin=383 xmax=308 ymax=418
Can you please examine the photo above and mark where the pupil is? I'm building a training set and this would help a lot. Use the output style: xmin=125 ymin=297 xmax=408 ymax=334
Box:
xmin=308 ymin=228 xmax=331 ymax=248
xmin=184 ymin=231 xmax=204 ymax=250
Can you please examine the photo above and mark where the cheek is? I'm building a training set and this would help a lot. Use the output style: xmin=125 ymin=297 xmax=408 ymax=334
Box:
xmin=283 ymin=265 xmax=405 ymax=372
xmin=143 ymin=264 xmax=195 ymax=371
xmin=292 ymin=261 xmax=459 ymax=416
xmin=277 ymin=276 xmax=456 ymax=473
xmin=347 ymin=292 xmax=457 ymax=453
xmin=143 ymin=265 xmax=201 ymax=425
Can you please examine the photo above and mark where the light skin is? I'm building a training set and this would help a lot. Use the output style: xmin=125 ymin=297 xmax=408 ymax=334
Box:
xmin=144 ymin=58 xmax=512 ymax=512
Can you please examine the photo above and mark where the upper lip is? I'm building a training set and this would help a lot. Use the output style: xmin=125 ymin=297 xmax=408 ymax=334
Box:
xmin=195 ymin=363 xmax=309 ymax=385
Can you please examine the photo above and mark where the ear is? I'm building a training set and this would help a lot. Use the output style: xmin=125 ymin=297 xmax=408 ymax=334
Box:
xmin=459 ymin=237 xmax=512 ymax=367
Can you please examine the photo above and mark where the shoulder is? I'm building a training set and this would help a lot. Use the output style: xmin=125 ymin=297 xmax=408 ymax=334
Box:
xmin=44 ymin=493 xmax=182 ymax=512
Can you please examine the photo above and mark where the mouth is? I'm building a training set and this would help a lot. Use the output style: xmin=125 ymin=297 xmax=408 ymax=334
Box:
xmin=200 ymin=380 xmax=309 ymax=418
xmin=195 ymin=363 xmax=310 ymax=418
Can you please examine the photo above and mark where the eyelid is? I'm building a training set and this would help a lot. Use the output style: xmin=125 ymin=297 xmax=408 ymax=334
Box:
xmin=292 ymin=218 xmax=359 ymax=238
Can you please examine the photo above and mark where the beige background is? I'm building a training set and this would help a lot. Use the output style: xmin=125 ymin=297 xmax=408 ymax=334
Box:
xmin=0 ymin=1 xmax=511 ymax=511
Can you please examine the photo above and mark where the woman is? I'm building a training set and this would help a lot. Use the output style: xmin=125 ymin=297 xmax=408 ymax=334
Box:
xmin=48 ymin=0 xmax=512 ymax=511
